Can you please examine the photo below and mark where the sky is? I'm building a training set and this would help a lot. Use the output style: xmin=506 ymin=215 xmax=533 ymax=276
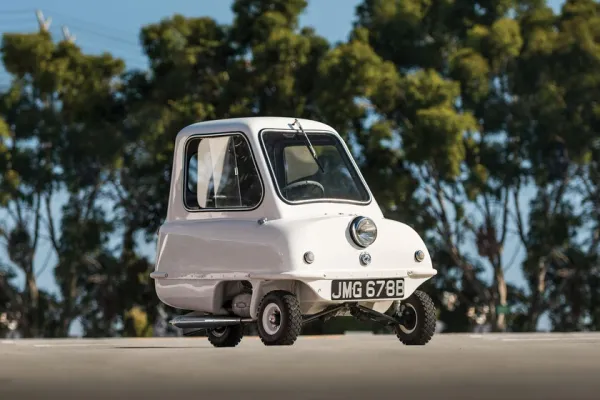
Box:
xmin=1 ymin=0 xmax=565 ymax=333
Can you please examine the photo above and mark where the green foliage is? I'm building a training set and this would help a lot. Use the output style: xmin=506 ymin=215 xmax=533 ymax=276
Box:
xmin=0 ymin=117 xmax=19 ymax=205
xmin=316 ymin=28 xmax=399 ymax=130
xmin=231 ymin=0 xmax=308 ymax=47
xmin=379 ymin=69 xmax=478 ymax=180
xmin=450 ymin=47 xmax=491 ymax=105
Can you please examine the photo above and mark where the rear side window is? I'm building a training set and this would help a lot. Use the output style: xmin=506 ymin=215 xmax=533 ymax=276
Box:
xmin=183 ymin=133 xmax=263 ymax=210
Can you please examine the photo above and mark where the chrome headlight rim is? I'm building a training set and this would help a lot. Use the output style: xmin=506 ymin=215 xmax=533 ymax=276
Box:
xmin=350 ymin=216 xmax=377 ymax=248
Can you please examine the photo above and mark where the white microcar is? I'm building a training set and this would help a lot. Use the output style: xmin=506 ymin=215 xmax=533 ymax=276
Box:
xmin=151 ymin=117 xmax=437 ymax=347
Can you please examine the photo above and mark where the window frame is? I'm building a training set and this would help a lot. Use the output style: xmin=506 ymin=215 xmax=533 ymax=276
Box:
xmin=258 ymin=128 xmax=372 ymax=206
xmin=182 ymin=131 xmax=265 ymax=213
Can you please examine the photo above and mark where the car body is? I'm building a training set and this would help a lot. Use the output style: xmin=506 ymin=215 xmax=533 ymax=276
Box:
xmin=151 ymin=116 xmax=437 ymax=346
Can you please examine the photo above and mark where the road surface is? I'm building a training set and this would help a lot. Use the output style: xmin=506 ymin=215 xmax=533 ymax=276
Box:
xmin=1 ymin=332 xmax=600 ymax=399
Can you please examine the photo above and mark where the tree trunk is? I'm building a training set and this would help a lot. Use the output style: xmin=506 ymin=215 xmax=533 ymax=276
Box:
xmin=526 ymin=260 xmax=547 ymax=331
xmin=59 ymin=267 xmax=78 ymax=337
xmin=24 ymin=270 xmax=40 ymax=338
xmin=493 ymin=266 xmax=508 ymax=332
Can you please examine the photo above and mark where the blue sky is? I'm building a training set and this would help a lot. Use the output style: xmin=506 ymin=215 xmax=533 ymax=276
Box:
xmin=1 ymin=0 xmax=565 ymax=332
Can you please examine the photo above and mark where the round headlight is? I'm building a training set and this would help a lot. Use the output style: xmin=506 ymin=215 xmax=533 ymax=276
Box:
xmin=350 ymin=216 xmax=377 ymax=247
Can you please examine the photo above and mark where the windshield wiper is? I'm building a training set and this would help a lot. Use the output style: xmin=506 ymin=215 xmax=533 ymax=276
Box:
xmin=291 ymin=118 xmax=325 ymax=173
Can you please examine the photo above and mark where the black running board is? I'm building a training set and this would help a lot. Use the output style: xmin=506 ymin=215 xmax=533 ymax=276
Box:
xmin=169 ymin=315 xmax=252 ymax=330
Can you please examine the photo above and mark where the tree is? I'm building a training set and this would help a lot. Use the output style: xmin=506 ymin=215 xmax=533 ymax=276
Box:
xmin=515 ymin=0 xmax=600 ymax=331
xmin=344 ymin=0 xmax=533 ymax=331
xmin=0 ymin=29 xmax=127 ymax=337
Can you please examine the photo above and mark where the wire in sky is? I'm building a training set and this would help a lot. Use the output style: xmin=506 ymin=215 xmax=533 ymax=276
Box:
xmin=37 ymin=8 xmax=140 ymax=38
xmin=0 ymin=15 xmax=35 ymax=22
xmin=52 ymin=20 xmax=141 ymax=48
xmin=0 ymin=11 xmax=149 ymax=71
xmin=0 ymin=9 xmax=34 ymax=15
xmin=2 ymin=8 xmax=142 ymax=46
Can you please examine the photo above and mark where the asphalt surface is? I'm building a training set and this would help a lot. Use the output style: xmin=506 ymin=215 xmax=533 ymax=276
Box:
xmin=1 ymin=332 xmax=600 ymax=400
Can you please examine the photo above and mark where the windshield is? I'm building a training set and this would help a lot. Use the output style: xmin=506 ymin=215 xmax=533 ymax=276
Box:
xmin=260 ymin=130 xmax=370 ymax=203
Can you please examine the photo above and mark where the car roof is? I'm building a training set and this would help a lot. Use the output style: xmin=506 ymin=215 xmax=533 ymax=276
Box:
xmin=175 ymin=116 xmax=338 ymax=141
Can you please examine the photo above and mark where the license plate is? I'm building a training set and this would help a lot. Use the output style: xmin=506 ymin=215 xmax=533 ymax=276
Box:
xmin=330 ymin=278 xmax=404 ymax=300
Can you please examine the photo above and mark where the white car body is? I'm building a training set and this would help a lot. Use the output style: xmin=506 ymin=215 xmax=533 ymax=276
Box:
xmin=151 ymin=117 xmax=436 ymax=323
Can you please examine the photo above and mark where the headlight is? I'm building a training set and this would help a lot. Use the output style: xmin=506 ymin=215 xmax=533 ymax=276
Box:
xmin=350 ymin=216 xmax=377 ymax=247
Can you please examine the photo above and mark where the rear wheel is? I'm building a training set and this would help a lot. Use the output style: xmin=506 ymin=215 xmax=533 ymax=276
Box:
xmin=206 ymin=325 xmax=244 ymax=348
xmin=394 ymin=290 xmax=436 ymax=346
xmin=257 ymin=291 xmax=302 ymax=346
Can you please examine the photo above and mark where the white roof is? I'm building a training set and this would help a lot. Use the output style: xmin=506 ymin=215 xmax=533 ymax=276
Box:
xmin=175 ymin=116 xmax=338 ymax=140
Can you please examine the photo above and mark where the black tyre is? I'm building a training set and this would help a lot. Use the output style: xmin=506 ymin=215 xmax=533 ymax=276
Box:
xmin=206 ymin=324 xmax=244 ymax=348
xmin=257 ymin=290 xmax=302 ymax=346
xmin=394 ymin=290 xmax=436 ymax=346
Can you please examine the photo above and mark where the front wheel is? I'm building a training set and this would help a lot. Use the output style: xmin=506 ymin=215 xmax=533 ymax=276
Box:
xmin=257 ymin=290 xmax=302 ymax=346
xmin=394 ymin=290 xmax=436 ymax=346
xmin=206 ymin=325 xmax=244 ymax=348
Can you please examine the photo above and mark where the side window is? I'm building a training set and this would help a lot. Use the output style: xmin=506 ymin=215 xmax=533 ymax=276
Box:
xmin=187 ymin=153 xmax=198 ymax=192
xmin=184 ymin=134 xmax=262 ymax=210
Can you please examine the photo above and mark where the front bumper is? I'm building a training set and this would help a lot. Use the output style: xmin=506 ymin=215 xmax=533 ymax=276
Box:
xmin=149 ymin=268 xmax=437 ymax=302
xmin=253 ymin=268 xmax=437 ymax=302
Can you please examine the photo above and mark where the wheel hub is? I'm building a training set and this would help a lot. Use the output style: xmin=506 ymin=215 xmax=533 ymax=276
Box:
xmin=211 ymin=326 xmax=228 ymax=338
xmin=397 ymin=303 xmax=418 ymax=334
xmin=262 ymin=303 xmax=282 ymax=335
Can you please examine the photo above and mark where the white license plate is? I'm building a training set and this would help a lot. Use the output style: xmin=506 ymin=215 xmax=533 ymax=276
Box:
xmin=330 ymin=278 xmax=404 ymax=300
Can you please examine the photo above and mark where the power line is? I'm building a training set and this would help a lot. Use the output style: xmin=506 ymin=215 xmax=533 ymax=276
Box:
xmin=52 ymin=20 xmax=140 ymax=48
xmin=0 ymin=16 xmax=35 ymax=22
xmin=1 ymin=10 xmax=149 ymax=71
xmin=36 ymin=8 xmax=139 ymax=38
xmin=0 ymin=9 xmax=33 ymax=14
xmin=44 ymin=10 xmax=149 ymax=67
xmin=0 ymin=9 xmax=162 ymax=75
xmin=3 ymin=9 xmax=140 ymax=47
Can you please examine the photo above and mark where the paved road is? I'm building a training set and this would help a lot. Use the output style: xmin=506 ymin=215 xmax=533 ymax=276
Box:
xmin=1 ymin=333 xmax=600 ymax=399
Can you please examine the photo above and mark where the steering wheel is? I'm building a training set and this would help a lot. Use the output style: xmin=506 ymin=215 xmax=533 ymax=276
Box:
xmin=281 ymin=180 xmax=325 ymax=198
